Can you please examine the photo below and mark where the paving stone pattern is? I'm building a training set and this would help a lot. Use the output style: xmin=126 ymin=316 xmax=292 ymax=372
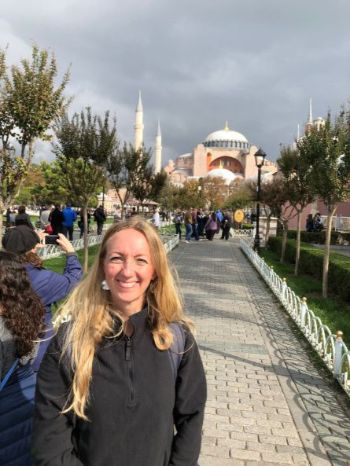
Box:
xmin=170 ymin=239 xmax=350 ymax=466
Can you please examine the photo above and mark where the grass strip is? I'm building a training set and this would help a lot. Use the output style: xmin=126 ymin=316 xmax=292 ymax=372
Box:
xmin=260 ymin=248 xmax=350 ymax=346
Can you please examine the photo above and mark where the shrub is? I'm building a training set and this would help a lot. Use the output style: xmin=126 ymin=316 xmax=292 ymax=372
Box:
xmin=286 ymin=230 xmax=349 ymax=245
xmin=267 ymin=237 xmax=350 ymax=302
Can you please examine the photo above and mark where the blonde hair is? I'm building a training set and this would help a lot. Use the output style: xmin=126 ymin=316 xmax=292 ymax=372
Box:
xmin=55 ymin=217 xmax=191 ymax=420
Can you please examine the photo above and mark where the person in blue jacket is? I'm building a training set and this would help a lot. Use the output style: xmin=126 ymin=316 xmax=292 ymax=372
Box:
xmin=0 ymin=251 xmax=45 ymax=466
xmin=62 ymin=203 xmax=77 ymax=240
xmin=2 ymin=225 xmax=83 ymax=371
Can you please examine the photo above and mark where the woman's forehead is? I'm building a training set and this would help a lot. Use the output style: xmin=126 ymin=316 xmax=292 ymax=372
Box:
xmin=105 ymin=229 xmax=151 ymax=254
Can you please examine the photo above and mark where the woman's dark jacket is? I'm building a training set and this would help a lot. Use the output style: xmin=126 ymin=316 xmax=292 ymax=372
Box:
xmin=32 ymin=308 xmax=207 ymax=466
xmin=26 ymin=254 xmax=83 ymax=371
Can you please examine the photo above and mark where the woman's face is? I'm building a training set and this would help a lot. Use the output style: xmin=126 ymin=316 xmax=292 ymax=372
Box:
xmin=103 ymin=229 xmax=156 ymax=317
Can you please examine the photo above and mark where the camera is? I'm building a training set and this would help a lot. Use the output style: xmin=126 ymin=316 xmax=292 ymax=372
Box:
xmin=45 ymin=235 xmax=59 ymax=245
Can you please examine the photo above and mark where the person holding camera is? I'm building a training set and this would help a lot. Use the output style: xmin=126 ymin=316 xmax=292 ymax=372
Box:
xmin=2 ymin=225 xmax=83 ymax=371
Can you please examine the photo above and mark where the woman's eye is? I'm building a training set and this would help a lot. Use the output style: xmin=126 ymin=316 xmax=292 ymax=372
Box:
xmin=136 ymin=258 xmax=148 ymax=264
xmin=111 ymin=256 xmax=123 ymax=263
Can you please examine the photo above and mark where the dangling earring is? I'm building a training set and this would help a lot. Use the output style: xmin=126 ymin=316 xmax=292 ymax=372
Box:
xmin=101 ymin=279 xmax=110 ymax=291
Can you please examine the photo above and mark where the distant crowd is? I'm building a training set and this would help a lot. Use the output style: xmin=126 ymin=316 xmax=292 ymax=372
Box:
xmin=170 ymin=208 xmax=235 ymax=242
xmin=5 ymin=203 xmax=107 ymax=239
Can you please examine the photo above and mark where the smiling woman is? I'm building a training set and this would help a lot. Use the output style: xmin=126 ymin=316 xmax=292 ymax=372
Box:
xmin=32 ymin=217 xmax=207 ymax=466
xmin=103 ymin=229 xmax=156 ymax=320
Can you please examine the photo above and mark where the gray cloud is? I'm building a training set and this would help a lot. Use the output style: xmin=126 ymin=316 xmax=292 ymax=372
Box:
xmin=1 ymin=0 xmax=350 ymax=165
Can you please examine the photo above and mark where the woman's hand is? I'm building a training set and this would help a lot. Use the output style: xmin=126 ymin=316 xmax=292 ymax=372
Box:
xmin=56 ymin=233 xmax=75 ymax=254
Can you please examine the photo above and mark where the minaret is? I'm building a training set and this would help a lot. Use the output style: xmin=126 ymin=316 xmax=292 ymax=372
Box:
xmin=304 ymin=98 xmax=313 ymax=134
xmin=134 ymin=91 xmax=144 ymax=151
xmin=154 ymin=120 xmax=162 ymax=174
xmin=308 ymin=98 xmax=313 ymax=124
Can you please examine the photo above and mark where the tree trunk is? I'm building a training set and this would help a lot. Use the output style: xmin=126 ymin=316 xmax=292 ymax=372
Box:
xmin=280 ymin=221 xmax=288 ymax=263
xmin=322 ymin=207 xmax=336 ymax=298
xmin=83 ymin=204 xmax=89 ymax=274
xmin=294 ymin=211 xmax=301 ymax=276
xmin=264 ymin=214 xmax=271 ymax=245
xmin=0 ymin=199 xmax=5 ymax=244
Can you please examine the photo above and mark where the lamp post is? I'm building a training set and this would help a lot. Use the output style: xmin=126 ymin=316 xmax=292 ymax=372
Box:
xmin=253 ymin=148 xmax=266 ymax=253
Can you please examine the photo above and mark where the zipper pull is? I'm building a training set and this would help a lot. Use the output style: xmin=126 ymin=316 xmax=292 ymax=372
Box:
xmin=125 ymin=338 xmax=132 ymax=361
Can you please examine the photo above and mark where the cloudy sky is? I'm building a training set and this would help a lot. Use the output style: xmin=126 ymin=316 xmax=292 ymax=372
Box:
xmin=1 ymin=0 xmax=349 ymax=166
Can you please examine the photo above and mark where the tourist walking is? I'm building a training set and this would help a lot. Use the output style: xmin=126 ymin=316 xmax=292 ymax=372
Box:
xmin=62 ymin=203 xmax=77 ymax=240
xmin=49 ymin=204 xmax=64 ymax=235
xmin=0 ymin=251 xmax=45 ymax=466
xmin=174 ymin=210 xmax=183 ymax=239
xmin=191 ymin=208 xmax=199 ymax=241
xmin=78 ymin=209 xmax=91 ymax=238
xmin=220 ymin=211 xmax=232 ymax=240
xmin=2 ymin=226 xmax=83 ymax=371
xmin=32 ymin=218 xmax=207 ymax=466
xmin=15 ymin=205 xmax=34 ymax=229
xmin=197 ymin=208 xmax=206 ymax=238
xmin=205 ymin=212 xmax=219 ymax=241
xmin=152 ymin=207 xmax=161 ymax=229
xmin=94 ymin=205 xmax=107 ymax=235
xmin=184 ymin=209 xmax=192 ymax=243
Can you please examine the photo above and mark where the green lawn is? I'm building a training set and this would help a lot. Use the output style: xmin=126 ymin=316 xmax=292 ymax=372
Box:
xmin=260 ymin=248 xmax=350 ymax=345
xmin=44 ymin=245 xmax=100 ymax=273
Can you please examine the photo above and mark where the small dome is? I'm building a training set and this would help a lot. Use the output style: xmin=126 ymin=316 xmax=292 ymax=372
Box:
xmin=204 ymin=122 xmax=249 ymax=149
xmin=207 ymin=168 xmax=241 ymax=185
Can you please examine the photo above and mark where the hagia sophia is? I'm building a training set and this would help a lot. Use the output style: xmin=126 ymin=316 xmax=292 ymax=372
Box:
xmin=163 ymin=122 xmax=277 ymax=185
xmin=135 ymin=92 xmax=278 ymax=186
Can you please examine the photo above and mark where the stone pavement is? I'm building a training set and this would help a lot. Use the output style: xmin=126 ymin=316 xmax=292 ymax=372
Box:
xmin=169 ymin=238 xmax=350 ymax=466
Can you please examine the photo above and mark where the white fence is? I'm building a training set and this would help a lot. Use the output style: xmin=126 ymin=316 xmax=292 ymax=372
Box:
xmin=38 ymin=233 xmax=180 ymax=260
xmin=240 ymin=238 xmax=350 ymax=397
xmin=231 ymin=228 xmax=254 ymax=238
xmin=37 ymin=235 xmax=104 ymax=259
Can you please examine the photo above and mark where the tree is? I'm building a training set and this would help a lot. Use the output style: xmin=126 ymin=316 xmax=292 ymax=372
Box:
xmin=106 ymin=143 xmax=156 ymax=217
xmin=201 ymin=177 xmax=227 ymax=210
xmin=125 ymin=145 xmax=153 ymax=210
xmin=0 ymin=45 xmax=70 ymax=238
xmin=223 ymin=181 xmax=253 ymax=210
xmin=149 ymin=170 xmax=168 ymax=203
xmin=29 ymin=161 xmax=70 ymax=206
xmin=249 ymin=177 xmax=296 ymax=261
xmin=53 ymin=109 xmax=118 ymax=272
xmin=277 ymin=146 xmax=314 ymax=275
xmin=297 ymin=110 xmax=350 ymax=297
xmin=14 ymin=163 xmax=45 ymax=205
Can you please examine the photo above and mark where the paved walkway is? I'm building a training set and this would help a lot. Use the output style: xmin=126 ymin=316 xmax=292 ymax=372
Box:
xmin=170 ymin=238 xmax=350 ymax=466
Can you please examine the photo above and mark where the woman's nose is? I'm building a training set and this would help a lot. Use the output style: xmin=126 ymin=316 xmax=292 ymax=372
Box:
xmin=121 ymin=260 xmax=134 ymax=275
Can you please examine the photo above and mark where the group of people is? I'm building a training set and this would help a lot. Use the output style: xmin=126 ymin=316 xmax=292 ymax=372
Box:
xmin=174 ymin=208 xmax=233 ymax=242
xmin=306 ymin=212 xmax=324 ymax=232
xmin=0 ymin=217 xmax=206 ymax=465
xmin=5 ymin=204 xmax=107 ymax=240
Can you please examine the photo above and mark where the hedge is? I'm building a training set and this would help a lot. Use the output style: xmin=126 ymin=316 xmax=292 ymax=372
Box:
xmin=286 ymin=230 xmax=350 ymax=245
xmin=267 ymin=237 xmax=350 ymax=302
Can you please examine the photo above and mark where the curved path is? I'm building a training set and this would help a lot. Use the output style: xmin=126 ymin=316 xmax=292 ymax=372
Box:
xmin=169 ymin=238 xmax=350 ymax=466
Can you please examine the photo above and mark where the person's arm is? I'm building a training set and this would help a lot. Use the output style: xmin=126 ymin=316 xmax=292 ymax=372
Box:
xmin=31 ymin=331 xmax=83 ymax=465
xmin=39 ymin=234 xmax=83 ymax=305
xmin=169 ymin=333 xmax=207 ymax=466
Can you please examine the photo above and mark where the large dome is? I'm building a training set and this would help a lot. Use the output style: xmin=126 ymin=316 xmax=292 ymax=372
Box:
xmin=204 ymin=123 xmax=249 ymax=149
xmin=207 ymin=168 xmax=243 ymax=185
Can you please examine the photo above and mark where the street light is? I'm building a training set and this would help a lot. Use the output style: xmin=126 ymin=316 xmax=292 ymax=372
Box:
xmin=253 ymin=148 xmax=266 ymax=253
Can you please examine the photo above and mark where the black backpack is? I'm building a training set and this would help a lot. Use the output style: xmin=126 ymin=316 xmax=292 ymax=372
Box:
xmin=168 ymin=323 xmax=186 ymax=381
